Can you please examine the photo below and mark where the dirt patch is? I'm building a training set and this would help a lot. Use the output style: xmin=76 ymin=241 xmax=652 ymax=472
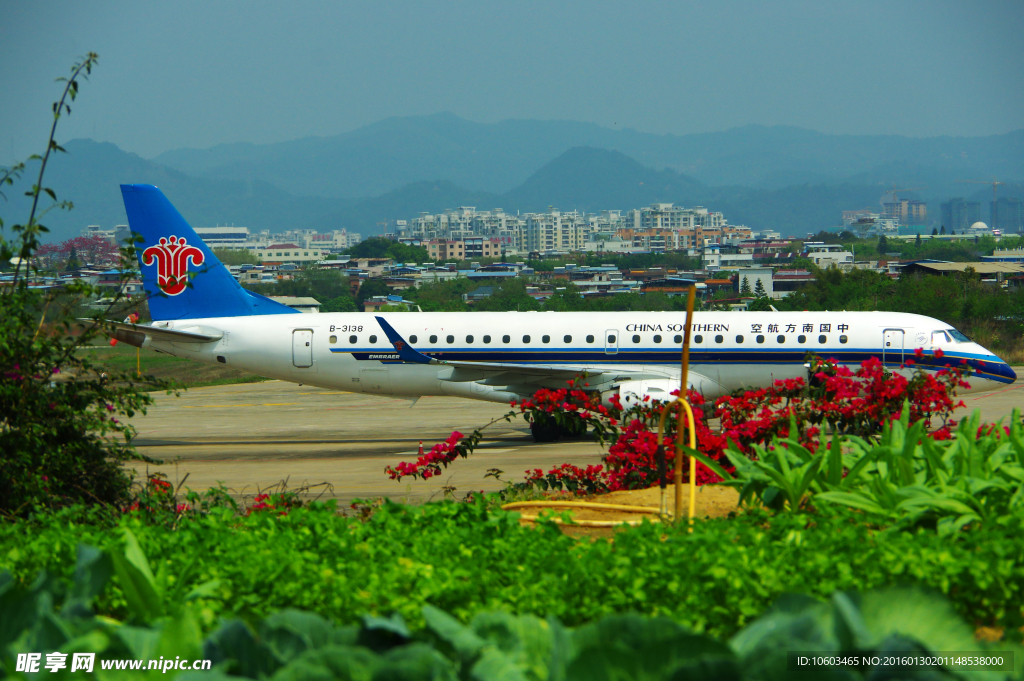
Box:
xmin=512 ymin=484 xmax=741 ymax=539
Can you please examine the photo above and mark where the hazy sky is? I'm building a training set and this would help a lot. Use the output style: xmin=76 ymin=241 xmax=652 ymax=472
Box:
xmin=2 ymin=0 xmax=1023 ymax=161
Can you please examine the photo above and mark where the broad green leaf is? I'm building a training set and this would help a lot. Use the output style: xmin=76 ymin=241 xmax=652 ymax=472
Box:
xmin=379 ymin=643 xmax=459 ymax=681
xmin=423 ymin=604 xmax=487 ymax=661
xmin=111 ymin=552 xmax=163 ymax=623
xmin=816 ymin=492 xmax=889 ymax=516
xmin=569 ymin=614 xmax=725 ymax=681
xmin=855 ymin=587 xmax=981 ymax=656
xmin=267 ymin=645 xmax=378 ymax=681
xmin=470 ymin=611 xmax=554 ymax=681
xmin=67 ymin=544 xmax=113 ymax=606
xmin=679 ymin=446 xmax=733 ymax=481
xmin=261 ymin=609 xmax=335 ymax=663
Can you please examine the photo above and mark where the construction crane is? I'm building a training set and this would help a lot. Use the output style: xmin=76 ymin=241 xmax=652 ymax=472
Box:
xmin=881 ymin=184 xmax=927 ymax=221
xmin=883 ymin=184 xmax=927 ymax=204
xmin=957 ymin=178 xmax=1005 ymax=203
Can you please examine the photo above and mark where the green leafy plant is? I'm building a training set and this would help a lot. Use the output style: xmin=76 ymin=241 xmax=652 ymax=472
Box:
xmin=1 ymin=54 xmax=172 ymax=517
xmin=1 ymin=538 xmax=1018 ymax=679
xmin=5 ymin=500 xmax=1024 ymax=641
xmin=817 ymin=408 xmax=1024 ymax=534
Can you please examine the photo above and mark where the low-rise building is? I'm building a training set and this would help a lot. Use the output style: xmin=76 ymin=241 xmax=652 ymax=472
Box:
xmin=254 ymin=243 xmax=324 ymax=264
xmin=268 ymin=296 xmax=321 ymax=313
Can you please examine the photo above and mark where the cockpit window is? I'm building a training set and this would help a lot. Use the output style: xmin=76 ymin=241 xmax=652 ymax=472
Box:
xmin=931 ymin=330 xmax=950 ymax=345
xmin=947 ymin=329 xmax=971 ymax=343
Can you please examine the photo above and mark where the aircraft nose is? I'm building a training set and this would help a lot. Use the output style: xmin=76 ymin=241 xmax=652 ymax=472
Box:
xmin=998 ymin=362 xmax=1017 ymax=383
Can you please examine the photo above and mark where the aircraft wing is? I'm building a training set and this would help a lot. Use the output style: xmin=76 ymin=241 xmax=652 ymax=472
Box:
xmin=98 ymin=320 xmax=224 ymax=347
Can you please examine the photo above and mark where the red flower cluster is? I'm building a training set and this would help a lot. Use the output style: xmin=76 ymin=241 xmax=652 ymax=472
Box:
xmin=385 ymin=354 xmax=971 ymax=495
xmin=247 ymin=492 xmax=291 ymax=516
xmin=386 ymin=431 xmax=466 ymax=481
xmin=716 ymin=354 xmax=968 ymax=452
xmin=524 ymin=463 xmax=607 ymax=495
xmin=602 ymin=389 xmax=731 ymax=491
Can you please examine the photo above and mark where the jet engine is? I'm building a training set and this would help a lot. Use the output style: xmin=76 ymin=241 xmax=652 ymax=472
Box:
xmin=601 ymin=372 xmax=724 ymax=408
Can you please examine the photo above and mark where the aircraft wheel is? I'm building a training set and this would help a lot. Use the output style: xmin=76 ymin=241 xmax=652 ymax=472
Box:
xmin=530 ymin=418 xmax=561 ymax=443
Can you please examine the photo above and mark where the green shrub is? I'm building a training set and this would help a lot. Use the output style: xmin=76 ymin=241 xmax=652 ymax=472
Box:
xmin=1 ymin=535 xmax=1018 ymax=679
xmin=2 ymin=501 xmax=1024 ymax=640
xmin=1 ymin=55 xmax=169 ymax=516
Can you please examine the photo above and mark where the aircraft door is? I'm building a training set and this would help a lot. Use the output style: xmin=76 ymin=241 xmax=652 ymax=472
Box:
xmin=359 ymin=369 xmax=391 ymax=394
xmin=604 ymin=329 xmax=619 ymax=355
xmin=292 ymin=329 xmax=313 ymax=368
xmin=882 ymin=328 xmax=904 ymax=366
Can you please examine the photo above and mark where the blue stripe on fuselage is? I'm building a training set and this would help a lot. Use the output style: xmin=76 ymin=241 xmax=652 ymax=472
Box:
xmin=329 ymin=346 xmax=1015 ymax=384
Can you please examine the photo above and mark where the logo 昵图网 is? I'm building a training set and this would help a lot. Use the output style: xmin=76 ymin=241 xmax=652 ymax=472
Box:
xmin=142 ymin=236 xmax=204 ymax=296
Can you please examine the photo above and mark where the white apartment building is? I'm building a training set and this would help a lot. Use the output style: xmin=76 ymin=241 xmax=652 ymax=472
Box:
xmin=195 ymin=226 xmax=250 ymax=248
xmin=81 ymin=224 xmax=131 ymax=244
xmin=410 ymin=208 xmax=525 ymax=249
xmin=523 ymin=210 xmax=593 ymax=252
xmin=304 ymin=229 xmax=362 ymax=252
xmin=805 ymin=243 xmax=855 ymax=270
xmin=623 ymin=204 xmax=725 ymax=231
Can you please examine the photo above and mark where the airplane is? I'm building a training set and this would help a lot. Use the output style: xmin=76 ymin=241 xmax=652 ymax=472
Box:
xmin=110 ymin=184 xmax=1016 ymax=439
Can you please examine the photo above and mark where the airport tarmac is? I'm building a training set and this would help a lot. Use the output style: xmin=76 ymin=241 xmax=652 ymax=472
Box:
xmin=128 ymin=381 xmax=606 ymax=506
xmin=128 ymin=374 xmax=1024 ymax=506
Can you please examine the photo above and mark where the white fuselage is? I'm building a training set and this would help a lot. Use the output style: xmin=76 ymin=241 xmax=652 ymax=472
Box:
xmin=142 ymin=310 xmax=1015 ymax=402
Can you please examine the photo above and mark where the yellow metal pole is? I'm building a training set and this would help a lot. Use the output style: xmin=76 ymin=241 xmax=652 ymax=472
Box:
xmin=674 ymin=400 xmax=697 ymax=522
xmin=674 ymin=285 xmax=697 ymax=520
xmin=136 ymin=346 xmax=141 ymax=378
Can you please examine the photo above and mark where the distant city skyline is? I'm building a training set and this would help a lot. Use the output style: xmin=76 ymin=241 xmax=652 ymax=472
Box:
xmin=2 ymin=0 xmax=1023 ymax=162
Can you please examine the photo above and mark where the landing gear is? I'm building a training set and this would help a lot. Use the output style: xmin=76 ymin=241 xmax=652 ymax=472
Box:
xmin=530 ymin=418 xmax=562 ymax=443
xmin=529 ymin=414 xmax=588 ymax=443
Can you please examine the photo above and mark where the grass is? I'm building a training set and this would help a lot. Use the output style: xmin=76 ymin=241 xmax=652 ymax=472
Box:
xmin=76 ymin=344 xmax=271 ymax=389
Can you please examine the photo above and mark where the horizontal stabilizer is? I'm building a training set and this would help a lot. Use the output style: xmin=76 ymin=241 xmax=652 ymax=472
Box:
xmin=100 ymin=320 xmax=223 ymax=347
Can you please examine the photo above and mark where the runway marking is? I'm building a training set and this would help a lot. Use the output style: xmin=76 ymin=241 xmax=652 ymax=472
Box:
xmin=965 ymin=384 xmax=1024 ymax=401
xmin=180 ymin=403 xmax=299 ymax=408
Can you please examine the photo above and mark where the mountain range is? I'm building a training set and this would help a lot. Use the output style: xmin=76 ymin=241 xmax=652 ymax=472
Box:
xmin=2 ymin=114 xmax=1022 ymax=244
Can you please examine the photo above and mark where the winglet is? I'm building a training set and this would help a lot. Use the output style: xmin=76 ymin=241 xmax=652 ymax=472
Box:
xmin=375 ymin=316 xmax=438 ymax=365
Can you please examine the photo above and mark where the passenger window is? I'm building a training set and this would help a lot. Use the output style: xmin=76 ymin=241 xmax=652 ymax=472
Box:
xmin=736 ymin=335 xmax=744 ymax=344
xmin=502 ymin=335 xmax=510 ymax=343
xmin=586 ymin=335 xmax=595 ymax=343
xmin=690 ymin=335 xmax=698 ymax=343
xmin=430 ymin=335 xmax=438 ymax=344
xmin=564 ymin=335 xmax=572 ymax=343
xmin=715 ymin=335 xmax=723 ymax=343
xmin=329 ymin=335 xmax=337 ymax=344
xmin=349 ymin=335 xmax=357 ymax=344
xmin=542 ymin=335 xmax=550 ymax=343
xmin=483 ymin=335 xmax=491 ymax=344
xmin=818 ymin=335 xmax=827 ymax=343
xmin=777 ymin=335 xmax=785 ymax=344
xmin=756 ymin=334 xmax=765 ymax=344
xmin=523 ymin=335 xmax=531 ymax=343
xmin=369 ymin=335 xmax=377 ymax=343
xmin=632 ymin=334 xmax=641 ymax=343
xmin=410 ymin=335 xmax=418 ymax=343
xmin=653 ymin=334 xmax=662 ymax=343
xmin=446 ymin=335 xmax=454 ymax=344
xmin=797 ymin=335 xmax=806 ymax=344
xmin=608 ymin=334 xmax=616 ymax=343
xmin=466 ymin=335 xmax=474 ymax=343
xmin=839 ymin=335 xmax=848 ymax=344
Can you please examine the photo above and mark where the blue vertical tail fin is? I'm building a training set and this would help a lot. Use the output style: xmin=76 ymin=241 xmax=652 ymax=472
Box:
xmin=120 ymin=184 xmax=298 ymax=320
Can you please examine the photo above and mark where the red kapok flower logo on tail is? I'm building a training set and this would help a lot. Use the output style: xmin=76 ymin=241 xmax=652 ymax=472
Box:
xmin=141 ymin=236 xmax=204 ymax=296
